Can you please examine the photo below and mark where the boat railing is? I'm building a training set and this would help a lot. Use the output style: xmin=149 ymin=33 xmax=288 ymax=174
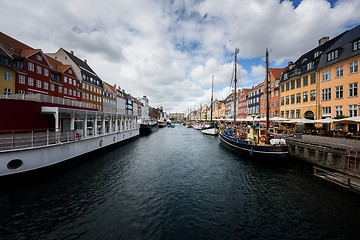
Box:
xmin=0 ymin=126 xmax=139 ymax=152
xmin=0 ymin=130 xmax=78 ymax=151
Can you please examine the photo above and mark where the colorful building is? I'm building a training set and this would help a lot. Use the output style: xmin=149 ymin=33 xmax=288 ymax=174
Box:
xmin=279 ymin=33 xmax=345 ymax=120
xmin=317 ymin=25 xmax=360 ymax=131
xmin=47 ymin=48 xmax=103 ymax=111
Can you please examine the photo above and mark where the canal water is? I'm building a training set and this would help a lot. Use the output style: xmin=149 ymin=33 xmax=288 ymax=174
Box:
xmin=1 ymin=125 xmax=360 ymax=240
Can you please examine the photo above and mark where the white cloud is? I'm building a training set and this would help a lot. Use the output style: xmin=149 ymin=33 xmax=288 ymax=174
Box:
xmin=1 ymin=0 xmax=360 ymax=113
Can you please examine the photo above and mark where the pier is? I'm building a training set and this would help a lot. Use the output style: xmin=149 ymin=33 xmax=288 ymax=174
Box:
xmin=286 ymin=135 xmax=360 ymax=192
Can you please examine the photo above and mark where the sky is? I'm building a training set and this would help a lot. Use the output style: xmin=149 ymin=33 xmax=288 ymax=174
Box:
xmin=1 ymin=0 xmax=360 ymax=113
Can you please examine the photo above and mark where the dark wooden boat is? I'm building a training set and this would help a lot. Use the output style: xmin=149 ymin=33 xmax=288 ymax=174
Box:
xmin=219 ymin=49 xmax=288 ymax=159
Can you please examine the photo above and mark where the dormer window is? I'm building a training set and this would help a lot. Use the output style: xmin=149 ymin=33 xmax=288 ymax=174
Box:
xmin=314 ymin=51 xmax=322 ymax=58
xmin=327 ymin=49 xmax=339 ymax=61
xmin=353 ymin=39 xmax=360 ymax=51
xmin=36 ymin=54 xmax=42 ymax=61
xmin=307 ymin=62 xmax=314 ymax=70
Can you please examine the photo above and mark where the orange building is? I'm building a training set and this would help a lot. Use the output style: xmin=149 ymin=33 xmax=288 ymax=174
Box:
xmin=317 ymin=25 xmax=360 ymax=132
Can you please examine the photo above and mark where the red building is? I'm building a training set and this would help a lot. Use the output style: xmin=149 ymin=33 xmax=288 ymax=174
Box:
xmin=237 ymin=88 xmax=251 ymax=119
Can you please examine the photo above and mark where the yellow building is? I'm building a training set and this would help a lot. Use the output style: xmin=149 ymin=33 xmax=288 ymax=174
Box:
xmin=0 ymin=48 xmax=15 ymax=94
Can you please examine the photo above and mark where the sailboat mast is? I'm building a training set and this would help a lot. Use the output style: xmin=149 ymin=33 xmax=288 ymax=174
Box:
xmin=266 ymin=48 xmax=270 ymax=134
xmin=210 ymin=75 xmax=214 ymax=123
xmin=233 ymin=48 xmax=239 ymax=123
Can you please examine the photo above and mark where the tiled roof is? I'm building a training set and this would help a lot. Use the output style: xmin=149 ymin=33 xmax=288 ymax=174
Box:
xmin=46 ymin=54 xmax=71 ymax=73
xmin=270 ymin=68 xmax=286 ymax=79
xmin=0 ymin=32 xmax=33 ymax=57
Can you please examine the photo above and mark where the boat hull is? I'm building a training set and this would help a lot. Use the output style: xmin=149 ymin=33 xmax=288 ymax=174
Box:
xmin=219 ymin=133 xmax=288 ymax=159
xmin=0 ymin=129 xmax=139 ymax=177
xmin=139 ymin=123 xmax=158 ymax=136
xmin=201 ymin=128 xmax=219 ymax=136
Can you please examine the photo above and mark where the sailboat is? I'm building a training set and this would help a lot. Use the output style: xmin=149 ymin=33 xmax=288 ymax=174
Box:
xmin=201 ymin=75 xmax=219 ymax=136
xmin=218 ymin=48 xmax=288 ymax=158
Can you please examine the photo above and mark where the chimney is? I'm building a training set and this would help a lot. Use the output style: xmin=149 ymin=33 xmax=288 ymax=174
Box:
xmin=318 ymin=37 xmax=330 ymax=46
xmin=288 ymin=61 xmax=293 ymax=66
xmin=70 ymin=50 xmax=74 ymax=55
xmin=84 ymin=59 xmax=87 ymax=63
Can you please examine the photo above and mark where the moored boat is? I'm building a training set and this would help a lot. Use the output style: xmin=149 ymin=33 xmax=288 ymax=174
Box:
xmin=219 ymin=48 xmax=288 ymax=158
xmin=201 ymin=75 xmax=218 ymax=136
xmin=0 ymin=95 xmax=139 ymax=177
xmin=139 ymin=120 xmax=158 ymax=136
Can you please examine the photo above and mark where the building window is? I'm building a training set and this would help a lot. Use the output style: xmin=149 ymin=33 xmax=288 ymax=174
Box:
xmin=64 ymin=76 xmax=67 ymax=83
xmin=28 ymin=62 xmax=34 ymax=71
xmin=291 ymin=80 xmax=295 ymax=90
xmin=4 ymin=88 xmax=11 ymax=95
xmin=69 ymin=78 xmax=72 ymax=85
xmin=36 ymin=54 xmax=42 ymax=61
xmin=4 ymin=72 xmax=11 ymax=81
xmin=349 ymin=60 xmax=358 ymax=74
xmin=43 ymin=82 xmax=49 ymax=90
xmin=50 ymin=84 xmax=55 ymax=91
xmin=335 ymin=86 xmax=343 ymax=99
xmin=296 ymin=110 xmax=301 ymax=119
xmin=290 ymin=110 xmax=295 ymax=119
xmin=285 ymin=110 xmax=289 ymax=119
xmin=310 ymin=90 xmax=316 ymax=101
xmin=303 ymin=92 xmax=308 ymax=102
xmin=64 ymin=87 xmax=67 ymax=95
xmin=286 ymin=82 xmax=289 ymax=91
xmin=335 ymin=106 xmax=343 ymax=117
xmin=281 ymin=111 xmax=284 ymax=118
xmin=303 ymin=76 xmax=308 ymax=86
xmin=28 ymin=77 xmax=34 ymax=86
xmin=296 ymin=93 xmax=301 ymax=103
xmin=353 ymin=39 xmax=360 ymax=51
xmin=310 ymin=73 xmax=316 ymax=84
xmin=281 ymin=84 xmax=284 ymax=92
xmin=307 ymin=62 xmax=314 ymax=70
xmin=36 ymin=66 xmax=42 ymax=74
xmin=19 ymin=75 xmax=25 ymax=84
xmin=36 ymin=80 xmax=42 ymax=88
xmin=285 ymin=96 xmax=289 ymax=105
xmin=291 ymin=94 xmax=295 ymax=104
xmin=327 ymin=49 xmax=339 ymax=61
xmin=280 ymin=97 xmax=284 ymax=106
xmin=349 ymin=82 xmax=358 ymax=97
xmin=349 ymin=105 xmax=358 ymax=117
xmin=44 ymin=68 xmax=49 ymax=77
xmin=296 ymin=78 xmax=301 ymax=88
xmin=322 ymin=70 xmax=331 ymax=81
xmin=336 ymin=66 xmax=343 ymax=78
xmin=322 ymin=88 xmax=331 ymax=100
xmin=322 ymin=106 xmax=331 ymax=116
xmin=58 ymin=86 xmax=62 ymax=93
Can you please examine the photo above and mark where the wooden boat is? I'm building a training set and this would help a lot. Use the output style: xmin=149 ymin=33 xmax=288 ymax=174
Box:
xmin=219 ymin=49 xmax=288 ymax=159
xmin=201 ymin=75 xmax=218 ymax=136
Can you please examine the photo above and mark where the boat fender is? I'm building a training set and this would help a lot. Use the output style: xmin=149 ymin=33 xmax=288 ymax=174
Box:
xmin=260 ymin=136 xmax=266 ymax=142
xmin=76 ymin=132 xmax=81 ymax=140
